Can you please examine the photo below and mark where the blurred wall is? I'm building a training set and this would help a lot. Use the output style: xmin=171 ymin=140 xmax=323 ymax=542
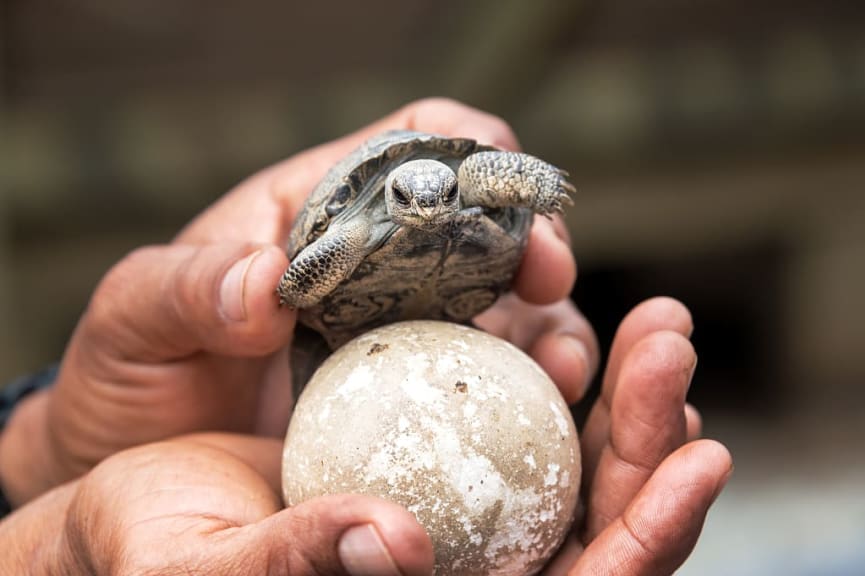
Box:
xmin=1 ymin=1 xmax=864 ymax=573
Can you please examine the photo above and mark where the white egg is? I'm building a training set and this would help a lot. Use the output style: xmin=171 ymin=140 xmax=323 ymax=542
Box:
xmin=282 ymin=320 xmax=580 ymax=575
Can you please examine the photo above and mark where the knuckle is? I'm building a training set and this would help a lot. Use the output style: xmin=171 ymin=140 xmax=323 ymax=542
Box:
xmin=169 ymin=246 xmax=206 ymax=314
xmin=86 ymin=246 xmax=161 ymax=331
xmin=404 ymin=98 xmax=518 ymax=147
xmin=621 ymin=510 xmax=659 ymax=560
xmin=486 ymin=114 xmax=517 ymax=139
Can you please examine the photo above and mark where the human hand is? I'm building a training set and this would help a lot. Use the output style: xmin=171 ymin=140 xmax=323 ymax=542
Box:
xmin=544 ymin=296 xmax=732 ymax=575
xmin=0 ymin=434 xmax=435 ymax=576
xmin=0 ymin=98 xmax=591 ymax=506
xmin=0 ymin=297 xmax=730 ymax=576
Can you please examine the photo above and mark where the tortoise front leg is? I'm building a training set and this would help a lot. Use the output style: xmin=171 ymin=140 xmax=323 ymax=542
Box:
xmin=277 ymin=218 xmax=376 ymax=308
xmin=457 ymin=151 xmax=575 ymax=215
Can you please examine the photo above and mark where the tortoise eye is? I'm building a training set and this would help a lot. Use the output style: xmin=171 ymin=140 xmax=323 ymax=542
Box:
xmin=445 ymin=183 xmax=458 ymax=202
xmin=392 ymin=185 xmax=410 ymax=206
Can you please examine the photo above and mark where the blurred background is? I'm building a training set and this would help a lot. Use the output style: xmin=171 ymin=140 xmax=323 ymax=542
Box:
xmin=1 ymin=0 xmax=863 ymax=573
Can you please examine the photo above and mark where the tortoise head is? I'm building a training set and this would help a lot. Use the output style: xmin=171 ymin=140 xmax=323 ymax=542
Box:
xmin=384 ymin=159 xmax=460 ymax=228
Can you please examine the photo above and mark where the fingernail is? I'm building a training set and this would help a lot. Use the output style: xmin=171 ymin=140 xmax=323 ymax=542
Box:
xmin=533 ymin=215 xmax=556 ymax=239
xmin=338 ymin=524 xmax=402 ymax=576
xmin=687 ymin=353 xmax=699 ymax=391
xmin=713 ymin=464 xmax=735 ymax=501
xmin=560 ymin=332 xmax=592 ymax=394
xmin=219 ymin=250 xmax=262 ymax=322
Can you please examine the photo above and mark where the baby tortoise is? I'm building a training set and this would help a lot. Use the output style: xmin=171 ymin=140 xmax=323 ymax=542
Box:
xmin=278 ymin=130 xmax=574 ymax=387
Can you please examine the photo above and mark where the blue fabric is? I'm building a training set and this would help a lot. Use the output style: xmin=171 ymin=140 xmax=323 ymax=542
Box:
xmin=0 ymin=365 xmax=57 ymax=518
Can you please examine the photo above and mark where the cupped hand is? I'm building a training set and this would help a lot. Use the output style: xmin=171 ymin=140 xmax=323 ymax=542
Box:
xmin=0 ymin=297 xmax=730 ymax=576
xmin=544 ymin=297 xmax=732 ymax=575
xmin=0 ymin=98 xmax=593 ymax=505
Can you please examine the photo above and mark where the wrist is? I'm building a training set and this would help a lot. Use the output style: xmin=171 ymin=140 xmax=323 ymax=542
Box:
xmin=0 ymin=390 xmax=60 ymax=506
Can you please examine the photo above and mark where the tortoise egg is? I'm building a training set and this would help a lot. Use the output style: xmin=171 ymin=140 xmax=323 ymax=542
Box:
xmin=282 ymin=320 xmax=580 ymax=576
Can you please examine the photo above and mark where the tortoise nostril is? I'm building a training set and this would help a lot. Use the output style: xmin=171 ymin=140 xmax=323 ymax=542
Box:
xmin=415 ymin=193 xmax=438 ymax=208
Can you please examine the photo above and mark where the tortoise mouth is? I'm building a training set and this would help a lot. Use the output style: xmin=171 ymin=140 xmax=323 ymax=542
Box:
xmin=399 ymin=212 xmax=455 ymax=229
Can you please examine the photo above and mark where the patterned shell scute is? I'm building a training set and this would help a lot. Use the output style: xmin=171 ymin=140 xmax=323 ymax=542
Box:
xmin=289 ymin=130 xmax=533 ymax=348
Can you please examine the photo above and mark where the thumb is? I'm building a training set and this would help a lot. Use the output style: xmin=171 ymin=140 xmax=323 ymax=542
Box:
xmin=214 ymin=493 xmax=435 ymax=576
xmin=62 ymin=438 xmax=434 ymax=576
xmin=82 ymin=242 xmax=294 ymax=360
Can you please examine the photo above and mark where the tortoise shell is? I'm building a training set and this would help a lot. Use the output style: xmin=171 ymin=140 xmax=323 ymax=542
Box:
xmin=287 ymin=130 xmax=533 ymax=349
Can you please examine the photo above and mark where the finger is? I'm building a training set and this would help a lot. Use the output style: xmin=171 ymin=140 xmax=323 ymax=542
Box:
xmin=584 ymin=331 xmax=696 ymax=541
xmin=543 ymin=531 xmax=585 ymax=576
xmin=529 ymin=330 xmax=594 ymax=404
xmin=323 ymin=96 xmax=521 ymax=155
xmin=685 ymin=403 xmax=703 ymax=441
xmin=571 ymin=440 xmax=732 ymax=576
xmin=179 ymin=435 xmax=434 ymax=575
xmin=580 ymin=297 xmax=693 ymax=490
xmin=474 ymin=295 xmax=600 ymax=404
xmin=179 ymin=97 xmax=520 ymax=245
xmin=215 ymin=494 xmax=434 ymax=576
xmin=512 ymin=216 xmax=577 ymax=305
xmin=84 ymin=243 xmax=293 ymax=361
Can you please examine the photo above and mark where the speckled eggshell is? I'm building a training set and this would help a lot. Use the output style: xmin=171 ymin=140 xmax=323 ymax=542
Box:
xmin=282 ymin=320 xmax=580 ymax=576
